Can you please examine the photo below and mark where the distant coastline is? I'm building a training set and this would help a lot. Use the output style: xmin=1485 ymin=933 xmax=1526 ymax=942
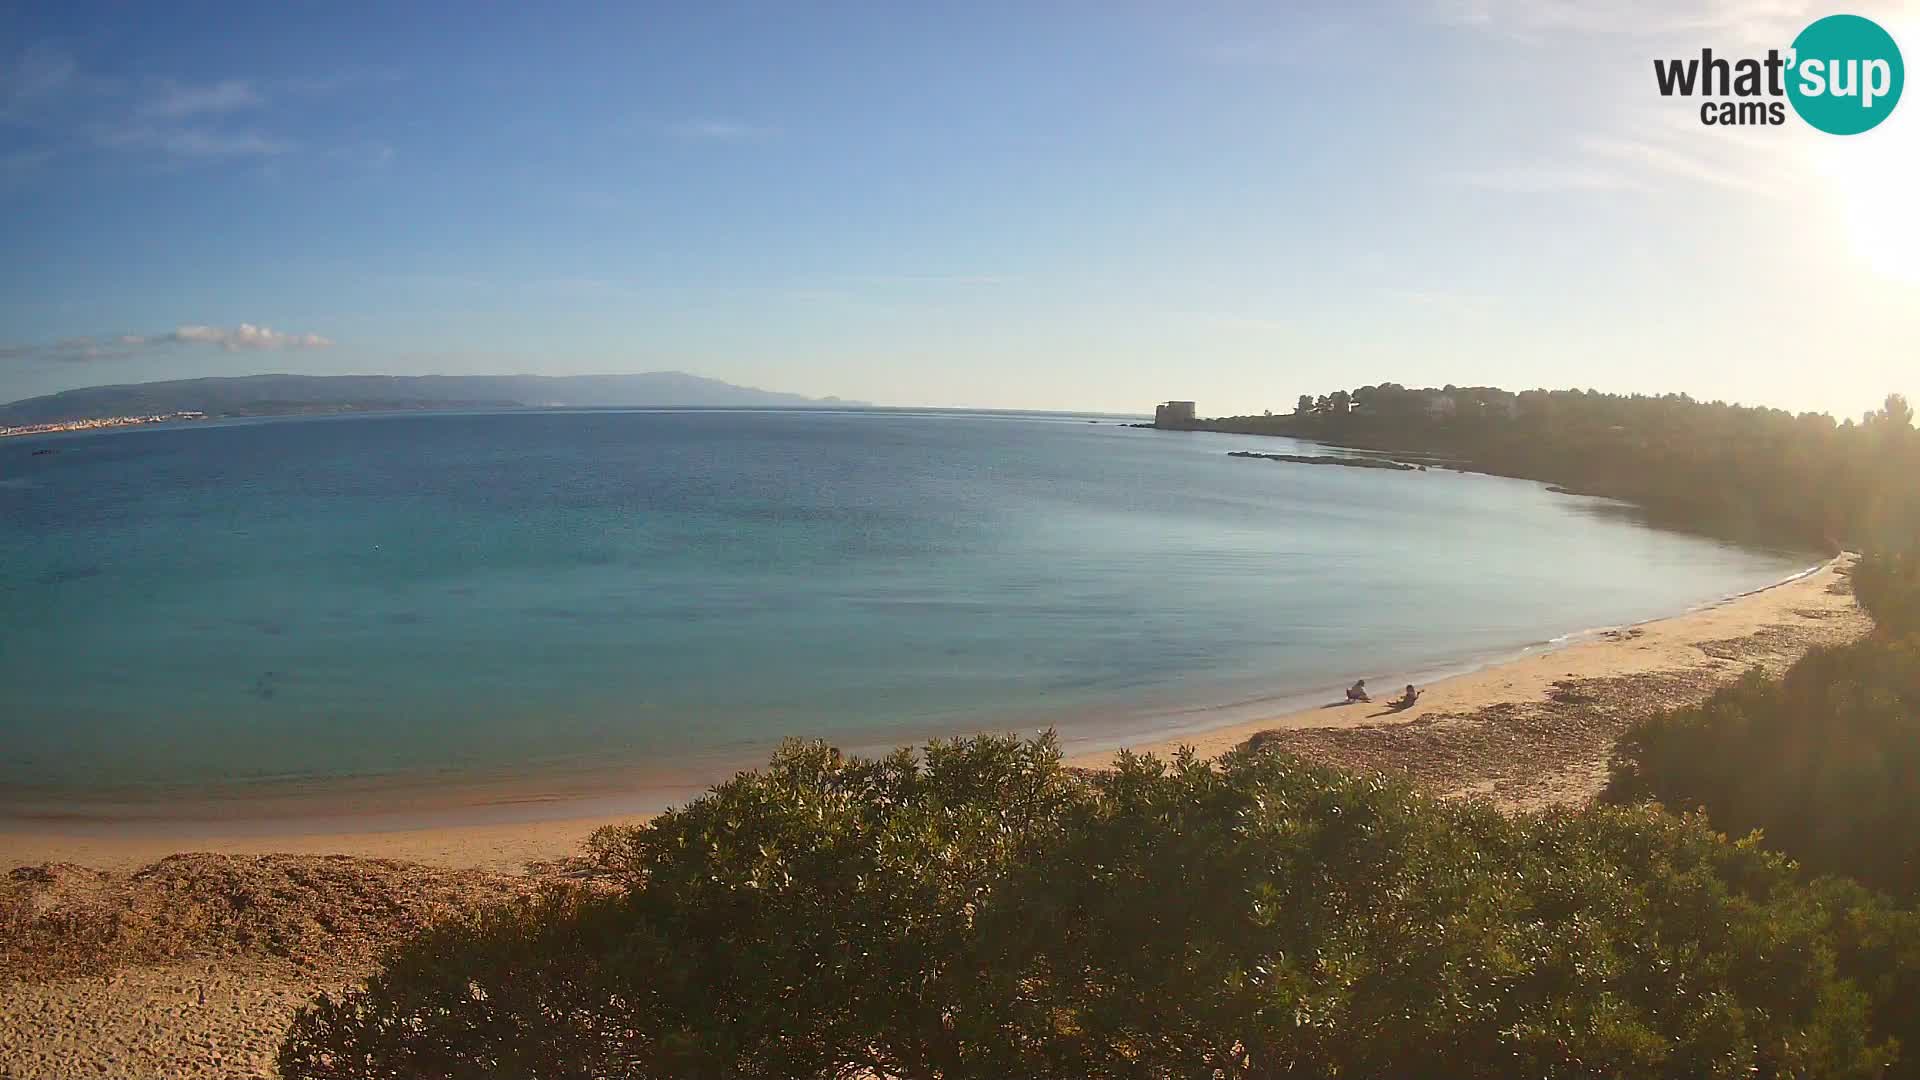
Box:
xmin=0 ymin=371 xmax=865 ymax=429
xmin=1143 ymin=386 xmax=1878 ymax=553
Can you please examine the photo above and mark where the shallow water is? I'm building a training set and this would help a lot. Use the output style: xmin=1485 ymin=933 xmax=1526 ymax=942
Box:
xmin=0 ymin=409 xmax=1813 ymax=818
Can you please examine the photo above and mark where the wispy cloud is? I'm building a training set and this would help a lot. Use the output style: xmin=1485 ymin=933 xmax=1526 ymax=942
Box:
xmin=0 ymin=43 xmax=81 ymax=121
xmin=1190 ymin=19 xmax=1356 ymax=69
xmin=1574 ymin=133 xmax=1795 ymax=198
xmin=278 ymin=69 xmax=402 ymax=95
xmin=137 ymin=79 xmax=263 ymax=119
xmin=0 ymin=147 xmax=55 ymax=177
xmin=1431 ymin=0 xmax=1848 ymax=203
xmin=1428 ymin=0 xmax=1820 ymax=47
xmin=0 ymin=335 xmax=164 ymax=364
xmin=843 ymin=273 xmax=1014 ymax=287
xmin=0 ymin=324 xmax=336 ymax=364
xmin=98 ymin=125 xmax=294 ymax=158
xmin=1166 ymin=309 xmax=1292 ymax=333
xmin=325 ymin=141 xmax=396 ymax=169
xmin=1386 ymin=287 xmax=1502 ymax=317
xmin=1449 ymin=109 xmax=1813 ymax=200
xmin=1448 ymin=164 xmax=1650 ymax=193
xmin=666 ymin=119 xmax=772 ymax=142
xmin=1 ymin=44 xmax=385 ymax=170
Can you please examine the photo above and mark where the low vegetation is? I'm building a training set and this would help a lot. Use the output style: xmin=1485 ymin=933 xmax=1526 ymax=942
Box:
xmin=1606 ymin=631 xmax=1920 ymax=895
xmin=284 ymin=735 xmax=1920 ymax=1079
xmin=1856 ymin=551 xmax=1920 ymax=636
xmin=1607 ymin=552 xmax=1920 ymax=899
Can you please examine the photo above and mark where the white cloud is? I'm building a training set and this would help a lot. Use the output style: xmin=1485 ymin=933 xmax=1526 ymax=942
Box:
xmin=167 ymin=320 xmax=336 ymax=345
xmin=0 ymin=324 xmax=335 ymax=364
xmin=166 ymin=324 xmax=335 ymax=349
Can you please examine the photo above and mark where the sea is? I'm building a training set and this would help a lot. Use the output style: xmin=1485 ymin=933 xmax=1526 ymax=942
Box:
xmin=0 ymin=408 xmax=1817 ymax=824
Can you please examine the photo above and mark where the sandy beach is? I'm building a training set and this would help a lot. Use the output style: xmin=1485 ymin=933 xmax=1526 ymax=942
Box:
xmin=0 ymin=555 xmax=1873 ymax=1078
xmin=1068 ymin=554 xmax=1869 ymax=810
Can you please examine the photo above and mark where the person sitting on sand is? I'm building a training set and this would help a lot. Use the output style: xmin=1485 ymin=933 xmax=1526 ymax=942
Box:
xmin=1347 ymin=679 xmax=1369 ymax=703
xmin=1391 ymin=683 xmax=1421 ymax=709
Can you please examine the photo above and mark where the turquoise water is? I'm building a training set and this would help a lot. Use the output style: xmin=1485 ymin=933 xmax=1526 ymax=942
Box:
xmin=0 ymin=409 xmax=1812 ymax=820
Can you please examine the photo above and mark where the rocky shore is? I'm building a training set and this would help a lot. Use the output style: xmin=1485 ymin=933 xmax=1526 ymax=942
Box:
xmin=1226 ymin=450 xmax=1423 ymax=470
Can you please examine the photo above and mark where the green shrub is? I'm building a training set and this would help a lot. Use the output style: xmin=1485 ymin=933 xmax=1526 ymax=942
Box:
xmin=283 ymin=735 xmax=1908 ymax=1079
xmin=1855 ymin=551 xmax=1920 ymax=634
xmin=1607 ymin=634 xmax=1920 ymax=898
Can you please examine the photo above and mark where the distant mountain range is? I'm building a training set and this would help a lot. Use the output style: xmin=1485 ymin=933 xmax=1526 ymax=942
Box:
xmin=0 ymin=372 xmax=863 ymax=426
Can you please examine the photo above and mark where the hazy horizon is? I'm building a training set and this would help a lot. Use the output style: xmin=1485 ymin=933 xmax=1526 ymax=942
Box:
xmin=0 ymin=367 xmax=1903 ymax=423
xmin=4 ymin=2 xmax=1916 ymax=420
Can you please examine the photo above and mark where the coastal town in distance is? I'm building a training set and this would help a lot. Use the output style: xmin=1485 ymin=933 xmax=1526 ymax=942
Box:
xmin=0 ymin=411 xmax=205 ymax=440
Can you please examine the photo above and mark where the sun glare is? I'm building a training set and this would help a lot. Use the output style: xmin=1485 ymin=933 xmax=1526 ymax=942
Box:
xmin=1809 ymin=14 xmax=1920 ymax=286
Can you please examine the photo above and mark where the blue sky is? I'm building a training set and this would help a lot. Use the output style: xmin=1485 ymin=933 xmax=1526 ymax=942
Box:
xmin=2 ymin=1 xmax=1915 ymax=416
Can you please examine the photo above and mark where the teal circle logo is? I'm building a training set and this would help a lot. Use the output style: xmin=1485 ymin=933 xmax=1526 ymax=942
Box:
xmin=1788 ymin=14 xmax=1904 ymax=134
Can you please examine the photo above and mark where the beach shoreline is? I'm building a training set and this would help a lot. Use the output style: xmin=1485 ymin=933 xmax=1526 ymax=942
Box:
xmin=1068 ymin=552 xmax=1865 ymax=809
xmin=0 ymin=555 xmax=1875 ymax=1079
xmin=0 ymin=554 xmax=1862 ymax=872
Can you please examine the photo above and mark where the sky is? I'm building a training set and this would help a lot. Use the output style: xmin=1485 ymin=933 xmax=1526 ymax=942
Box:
xmin=1 ymin=1 xmax=1916 ymax=418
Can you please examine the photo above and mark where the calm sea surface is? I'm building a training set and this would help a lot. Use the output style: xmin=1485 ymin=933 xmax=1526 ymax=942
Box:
xmin=0 ymin=409 xmax=1814 ymax=821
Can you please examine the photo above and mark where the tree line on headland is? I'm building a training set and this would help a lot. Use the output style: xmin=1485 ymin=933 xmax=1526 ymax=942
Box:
xmin=280 ymin=384 xmax=1920 ymax=1079
xmin=1187 ymin=384 xmax=1919 ymax=553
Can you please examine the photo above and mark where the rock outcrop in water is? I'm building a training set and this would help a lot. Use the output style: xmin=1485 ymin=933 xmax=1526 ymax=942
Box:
xmin=1227 ymin=451 xmax=1422 ymax=471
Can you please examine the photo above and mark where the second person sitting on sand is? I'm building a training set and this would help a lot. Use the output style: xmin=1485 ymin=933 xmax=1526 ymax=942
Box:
xmin=1347 ymin=679 xmax=1369 ymax=703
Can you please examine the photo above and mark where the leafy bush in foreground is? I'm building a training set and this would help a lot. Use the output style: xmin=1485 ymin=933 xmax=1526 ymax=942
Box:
xmin=281 ymin=735 xmax=1911 ymax=1079
xmin=1607 ymin=632 xmax=1920 ymax=899
xmin=1856 ymin=550 xmax=1920 ymax=635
